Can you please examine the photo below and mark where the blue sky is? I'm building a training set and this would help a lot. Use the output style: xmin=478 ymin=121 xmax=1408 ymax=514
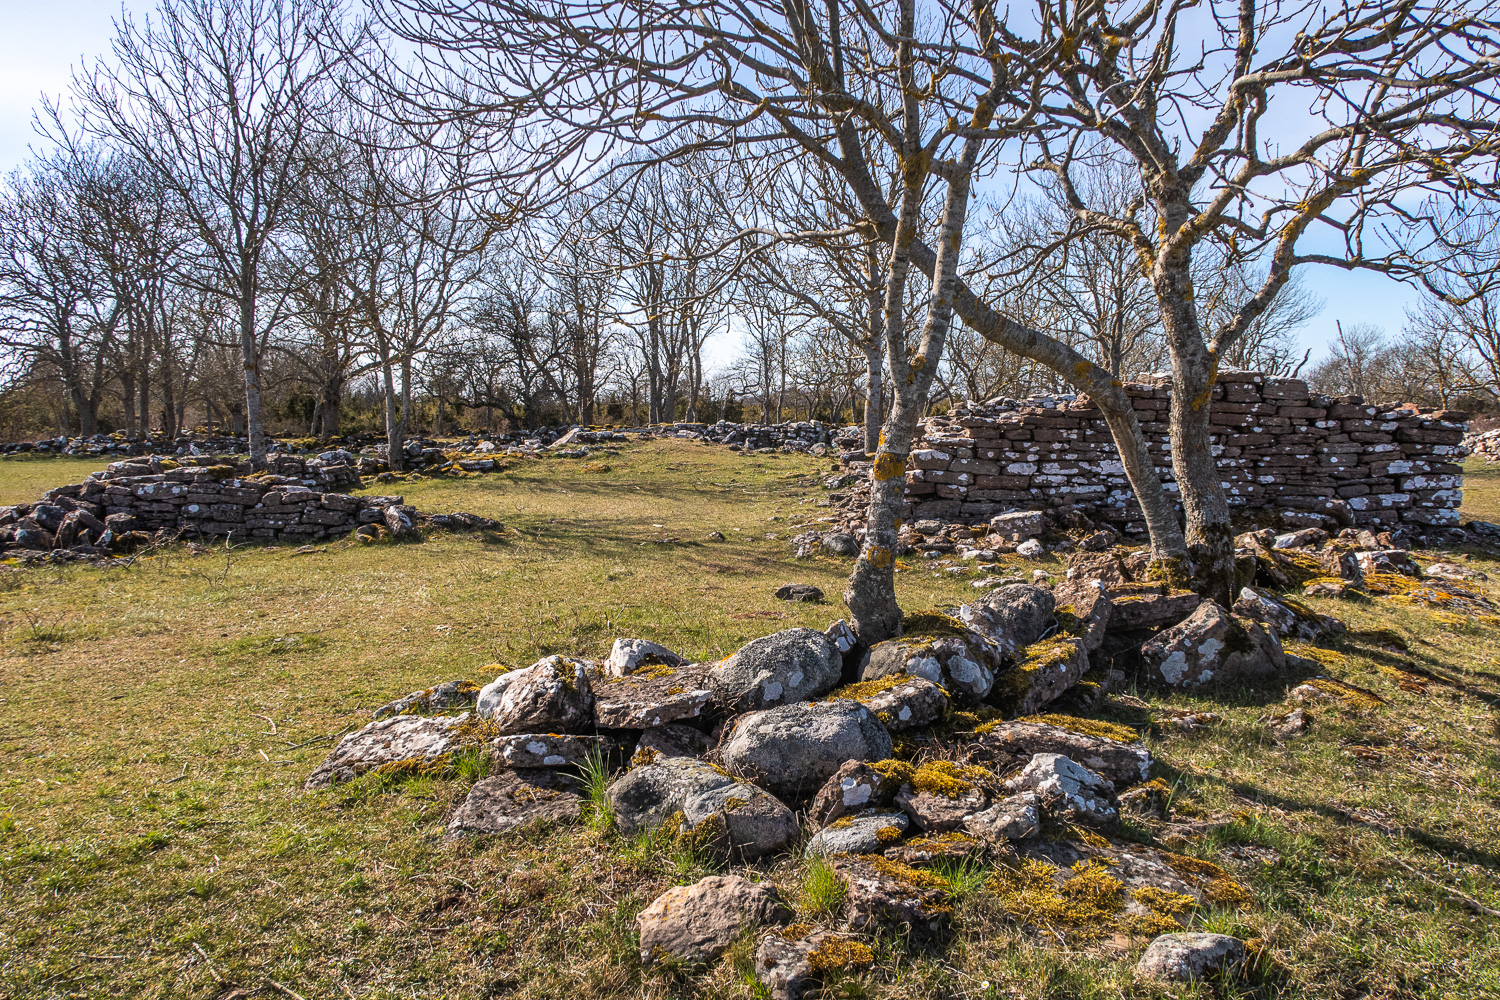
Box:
xmin=0 ymin=0 xmax=1429 ymax=372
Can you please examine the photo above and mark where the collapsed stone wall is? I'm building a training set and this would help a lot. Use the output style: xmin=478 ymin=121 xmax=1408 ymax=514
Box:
xmin=863 ymin=372 xmax=1467 ymax=533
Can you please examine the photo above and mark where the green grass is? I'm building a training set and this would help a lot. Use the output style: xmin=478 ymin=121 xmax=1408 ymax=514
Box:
xmin=0 ymin=454 xmax=113 ymax=506
xmin=0 ymin=441 xmax=1497 ymax=998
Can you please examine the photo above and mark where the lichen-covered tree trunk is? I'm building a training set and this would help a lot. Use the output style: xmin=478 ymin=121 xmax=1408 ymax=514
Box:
xmin=845 ymin=118 xmax=975 ymax=643
xmin=1156 ymin=254 xmax=1235 ymax=605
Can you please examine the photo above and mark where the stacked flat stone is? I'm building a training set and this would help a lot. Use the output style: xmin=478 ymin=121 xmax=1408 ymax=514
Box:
xmin=31 ymin=453 xmax=384 ymax=545
xmin=893 ymin=372 xmax=1466 ymax=532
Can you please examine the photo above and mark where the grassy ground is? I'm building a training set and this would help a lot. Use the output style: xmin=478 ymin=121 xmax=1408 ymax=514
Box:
xmin=0 ymin=456 xmax=117 ymax=506
xmin=0 ymin=444 xmax=1497 ymax=999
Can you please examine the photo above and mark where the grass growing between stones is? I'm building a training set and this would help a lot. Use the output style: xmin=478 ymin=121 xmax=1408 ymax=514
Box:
xmin=0 ymin=440 xmax=1495 ymax=998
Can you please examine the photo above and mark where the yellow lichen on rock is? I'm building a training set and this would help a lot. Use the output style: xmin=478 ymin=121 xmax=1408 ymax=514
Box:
xmin=1017 ymin=713 xmax=1139 ymax=743
xmin=806 ymin=936 xmax=874 ymax=973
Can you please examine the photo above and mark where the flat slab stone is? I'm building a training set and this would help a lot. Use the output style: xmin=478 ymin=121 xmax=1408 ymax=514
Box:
xmin=592 ymin=665 xmax=713 ymax=729
xmin=806 ymin=812 xmax=910 ymax=856
xmin=491 ymin=733 xmax=609 ymax=768
xmin=834 ymin=855 xmax=952 ymax=941
xmin=372 ymin=679 xmax=479 ymax=719
xmin=305 ymin=713 xmax=477 ymax=790
xmin=970 ymin=721 xmax=1151 ymax=787
xmin=444 ymin=769 xmax=582 ymax=840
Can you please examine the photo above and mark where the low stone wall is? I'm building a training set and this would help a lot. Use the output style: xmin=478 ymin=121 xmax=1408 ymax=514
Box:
xmin=0 ymin=454 xmax=404 ymax=558
xmin=874 ymin=372 xmax=1467 ymax=532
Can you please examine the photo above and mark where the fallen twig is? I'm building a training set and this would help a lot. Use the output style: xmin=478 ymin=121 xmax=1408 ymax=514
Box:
xmin=1393 ymin=857 xmax=1500 ymax=917
xmin=268 ymin=979 xmax=309 ymax=1000
xmin=252 ymin=714 xmax=277 ymax=735
xmin=190 ymin=942 xmax=226 ymax=985
xmin=168 ymin=762 xmax=190 ymax=783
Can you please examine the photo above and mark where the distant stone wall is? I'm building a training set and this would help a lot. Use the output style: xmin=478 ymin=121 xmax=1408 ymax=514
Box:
xmin=884 ymin=372 xmax=1467 ymax=532
xmin=0 ymin=454 xmax=397 ymax=557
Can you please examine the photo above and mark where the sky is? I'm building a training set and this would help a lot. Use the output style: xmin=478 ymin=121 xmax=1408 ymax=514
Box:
xmin=0 ymin=0 xmax=1432 ymax=376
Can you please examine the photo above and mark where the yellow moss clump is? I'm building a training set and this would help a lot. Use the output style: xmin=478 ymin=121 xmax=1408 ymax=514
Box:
xmin=868 ymin=855 xmax=948 ymax=891
xmin=1019 ymin=637 xmax=1079 ymax=668
xmin=774 ymin=922 xmax=814 ymax=940
xmin=450 ymin=715 xmax=501 ymax=747
xmin=875 ymin=825 xmax=905 ymax=844
xmin=806 ymin=937 xmax=874 ymax=974
xmin=1283 ymin=643 xmax=1346 ymax=668
xmin=630 ymin=747 xmax=661 ymax=768
xmin=1018 ymin=713 xmax=1139 ymax=744
xmin=1163 ymin=852 xmax=1253 ymax=909
xmin=988 ymin=859 xmax=1124 ymax=933
xmin=900 ymin=609 xmax=974 ymax=640
xmin=1362 ymin=572 xmax=1420 ymax=596
xmin=1133 ymin=886 xmax=1197 ymax=915
xmin=868 ymin=759 xmax=916 ymax=784
xmin=831 ymin=673 xmax=910 ymax=702
xmin=908 ymin=760 xmax=992 ymax=798
xmin=830 ymin=815 xmax=854 ymax=829
xmin=1303 ymin=676 xmax=1386 ymax=708
xmin=1068 ymin=825 xmax=1113 ymax=851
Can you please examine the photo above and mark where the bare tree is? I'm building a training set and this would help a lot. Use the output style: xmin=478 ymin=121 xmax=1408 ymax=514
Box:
xmin=1021 ymin=0 xmax=1500 ymax=601
xmin=72 ymin=0 xmax=348 ymax=463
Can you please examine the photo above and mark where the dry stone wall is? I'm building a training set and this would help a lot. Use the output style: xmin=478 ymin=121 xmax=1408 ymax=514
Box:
xmin=0 ymin=454 xmax=398 ymax=557
xmin=886 ymin=372 xmax=1467 ymax=533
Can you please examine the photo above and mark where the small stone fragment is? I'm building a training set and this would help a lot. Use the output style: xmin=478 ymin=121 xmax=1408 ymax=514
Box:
xmin=491 ymin=733 xmax=609 ymax=768
xmin=1135 ymin=932 xmax=1246 ymax=983
xmin=964 ymin=791 xmax=1040 ymax=843
xmin=774 ymin=583 xmax=824 ymax=602
xmin=604 ymin=638 xmax=687 ymax=676
xmin=1005 ymin=752 xmax=1117 ymax=827
xmin=806 ymin=811 xmax=910 ymax=856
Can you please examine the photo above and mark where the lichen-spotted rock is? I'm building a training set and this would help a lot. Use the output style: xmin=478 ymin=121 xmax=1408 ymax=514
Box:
xmin=957 ymin=584 xmax=1056 ymax=659
xmin=833 ymin=854 xmax=952 ymax=941
xmin=304 ymin=713 xmax=478 ymax=789
xmin=475 ymin=656 xmax=594 ymax=734
xmin=808 ymin=760 xmax=904 ymax=827
xmin=720 ymin=700 xmax=893 ymax=801
xmin=1005 ymin=752 xmax=1117 ymax=827
xmin=806 ymin=811 xmax=910 ymax=856
xmin=971 ymin=720 xmax=1151 ymax=786
xmin=491 ymin=733 xmax=609 ymax=768
xmin=607 ymin=757 xmax=797 ymax=859
xmin=444 ymin=768 xmax=582 ymax=840
xmin=860 ymin=614 xmax=999 ymax=702
xmin=708 ymin=628 xmax=843 ymax=713
xmin=1139 ymin=601 xmax=1284 ymax=689
xmin=1136 ymin=932 xmax=1246 ymax=982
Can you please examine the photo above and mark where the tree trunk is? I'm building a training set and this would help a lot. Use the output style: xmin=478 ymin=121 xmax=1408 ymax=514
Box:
xmin=382 ymin=357 xmax=404 ymax=472
xmin=239 ymin=280 xmax=267 ymax=464
xmin=846 ymin=118 xmax=972 ymax=644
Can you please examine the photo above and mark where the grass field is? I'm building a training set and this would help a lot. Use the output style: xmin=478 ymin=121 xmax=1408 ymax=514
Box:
xmin=1 ymin=444 xmax=1498 ymax=999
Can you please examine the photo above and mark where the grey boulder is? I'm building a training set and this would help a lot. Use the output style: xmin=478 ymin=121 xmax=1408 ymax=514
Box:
xmin=957 ymin=584 xmax=1056 ymax=659
xmin=1139 ymin=601 xmax=1285 ymax=689
xmin=637 ymin=874 xmax=792 ymax=965
xmin=708 ymin=628 xmax=842 ymax=713
xmin=720 ymin=700 xmax=893 ymax=801
xmin=607 ymin=757 xmax=797 ymax=859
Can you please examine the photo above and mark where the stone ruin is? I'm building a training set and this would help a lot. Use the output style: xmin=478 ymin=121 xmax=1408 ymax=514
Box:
xmin=0 ymin=453 xmax=499 ymax=561
xmin=299 ymin=528 xmax=1478 ymax=993
xmin=830 ymin=372 xmax=1467 ymax=540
